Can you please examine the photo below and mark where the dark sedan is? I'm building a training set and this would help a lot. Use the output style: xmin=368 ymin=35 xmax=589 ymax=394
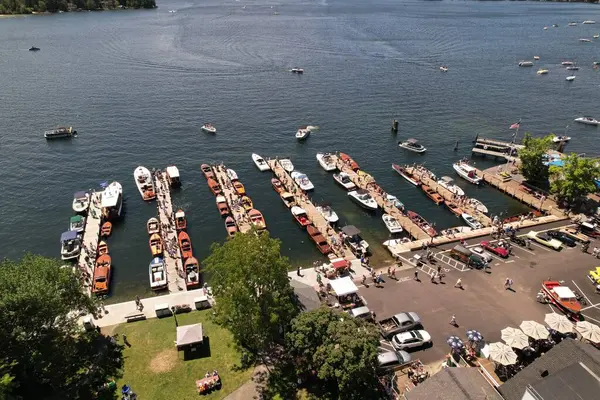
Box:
xmin=548 ymin=230 xmax=577 ymax=247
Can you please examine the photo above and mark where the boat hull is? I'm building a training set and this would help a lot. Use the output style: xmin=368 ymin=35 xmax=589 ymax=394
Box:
xmin=252 ymin=154 xmax=270 ymax=171
xmin=392 ymin=164 xmax=421 ymax=186
xmin=453 ymin=163 xmax=481 ymax=185
xmin=348 ymin=192 xmax=378 ymax=211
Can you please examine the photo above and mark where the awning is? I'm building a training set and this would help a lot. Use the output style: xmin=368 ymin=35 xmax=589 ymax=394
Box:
xmin=342 ymin=225 xmax=361 ymax=236
xmin=60 ymin=230 xmax=78 ymax=242
xmin=329 ymin=276 xmax=358 ymax=296
xmin=331 ymin=258 xmax=348 ymax=270
xmin=176 ymin=323 xmax=203 ymax=347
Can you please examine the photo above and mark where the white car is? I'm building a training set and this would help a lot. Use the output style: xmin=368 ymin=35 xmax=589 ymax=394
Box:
xmin=391 ymin=330 xmax=432 ymax=350
xmin=526 ymin=231 xmax=563 ymax=251
xmin=470 ymin=246 xmax=494 ymax=263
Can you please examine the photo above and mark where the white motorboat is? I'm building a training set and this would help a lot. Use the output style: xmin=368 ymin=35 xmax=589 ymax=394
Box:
xmin=386 ymin=194 xmax=404 ymax=209
xmin=534 ymin=56 xmax=540 ymax=60
xmin=251 ymin=153 xmax=270 ymax=171
xmin=566 ymin=75 xmax=576 ymax=81
xmin=399 ymin=138 xmax=426 ymax=153
xmin=583 ymin=20 xmax=596 ymax=24
xmin=333 ymin=172 xmax=356 ymax=190
xmin=101 ymin=182 xmax=123 ymax=220
xmin=296 ymin=127 xmax=310 ymax=141
xmin=579 ymin=38 xmax=592 ymax=43
xmin=348 ymin=189 xmax=378 ymax=211
xmin=468 ymin=198 xmax=488 ymax=214
xmin=552 ymin=135 xmax=571 ymax=143
xmin=69 ymin=215 xmax=86 ymax=233
xmin=440 ymin=226 xmax=473 ymax=236
xmin=568 ymin=22 xmax=578 ymax=26
xmin=561 ymin=61 xmax=574 ymax=66
xmin=518 ymin=61 xmax=534 ymax=67
xmin=149 ymin=257 xmax=167 ymax=290
xmin=72 ymin=191 xmax=90 ymax=213
xmin=575 ymin=116 xmax=600 ymax=126
xmin=166 ymin=165 xmax=181 ymax=187
xmin=316 ymin=153 xmax=337 ymax=171
xmin=392 ymin=164 xmax=421 ymax=186
xmin=437 ymin=176 xmax=464 ymax=196
xmin=316 ymin=205 xmax=339 ymax=224
xmin=453 ymin=161 xmax=482 ymax=185
xmin=133 ymin=166 xmax=156 ymax=201
xmin=595 ymin=34 xmax=600 ymax=39
xmin=537 ymin=69 xmax=549 ymax=75
xmin=279 ymin=158 xmax=294 ymax=172
xmin=440 ymin=66 xmax=448 ymax=72
xmin=566 ymin=65 xmax=579 ymax=71
xmin=461 ymin=213 xmax=483 ymax=230
xmin=227 ymin=168 xmax=238 ymax=181
xmin=291 ymin=171 xmax=314 ymax=191
xmin=60 ymin=230 xmax=81 ymax=261
xmin=544 ymin=27 xmax=548 ymax=30
xmin=382 ymin=237 xmax=411 ymax=250
xmin=201 ymin=123 xmax=216 ymax=133
xmin=290 ymin=68 xmax=304 ymax=74
xmin=382 ymin=214 xmax=403 ymax=234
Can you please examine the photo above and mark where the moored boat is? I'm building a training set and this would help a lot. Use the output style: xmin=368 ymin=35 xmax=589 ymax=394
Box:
xmin=249 ymin=209 xmax=267 ymax=230
xmin=291 ymin=67 xmax=304 ymax=74
xmin=44 ymin=126 xmax=76 ymax=139
xmin=240 ymin=196 xmax=253 ymax=211
xmin=296 ymin=126 xmax=311 ymax=141
xmin=518 ymin=61 xmax=534 ymax=67
xmin=382 ymin=214 xmax=403 ymax=234
xmin=101 ymin=182 xmax=123 ymax=220
xmin=407 ymin=211 xmax=437 ymax=237
xmin=392 ymin=164 xmax=421 ymax=186
xmin=348 ymin=189 xmax=378 ymax=211
xmin=207 ymin=178 xmax=221 ymax=195
xmin=280 ymin=192 xmax=296 ymax=208
xmin=201 ymin=123 xmax=216 ymax=133
xmin=386 ymin=194 xmax=404 ymax=209
xmin=166 ymin=165 xmax=181 ymax=187
xmin=72 ymin=191 xmax=90 ymax=214
xmin=69 ymin=215 xmax=85 ymax=233
xmin=147 ymin=217 xmax=160 ymax=235
xmin=60 ymin=230 xmax=81 ymax=260
xmin=541 ymin=280 xmax=581 ymax=319
xmin=216 ymin=195 xmax=229 ymax=216
xmin=92 ymin=254 xmax=111 ymax=295
xmin=421 ymin=184 xmax=444 ymax=205
xmin=453 ymin=161 xmax=482 ymax=185
xmin=399 ymin=138 xmax=426 ymax=153
xmin=100 ymin=221 xmax=112 ymax=237
xmin=339 ymin=153 xmax=359 ymax=171
xmin=233 ymin=181 xmax=246 ymax=195
xmin=291 ymin=206 xmax=310 ymax=228
xmin=468 ymin=198 xmax=488 ymax=214
xmin=279 ymin=158 xmax=294 ymax=172
xmin=225 ymin=216 xmax=238 ymax=237
xmin=461 ymin=213 xmax=483 ymax=229
xmin=175 ymin=210 xmax=187 ymax=231
xmin=178 ymin=231 xmax=193 ymax=260
xmin=333 ymin=172 xmax=356 ymax=190
xmin=566 ymin=65 xmax=579 ymax=71
xmin=291 ymin=171 xmax=314 ymax=191
xmin=271 ymin=178 xmax=285 ymax=193
xmin=440 ymin=226 xmax=472 ymax=236
xmin=552 ymin=135 xmax=571 ymax=142
xmin=306 ymin=225 xmax=332 ymax=254
xmin=316 ymin=153 xmax=337 ymax=171
xmin=574 ymin=116 xmax=600 ymax=126
xmin=227 ymin=169 xmax=238 ymax=181
xmin=201 ymin=164 xmax=215 ymax=180
xmin=316 ymin=205 xmax=339 ymax=224
xmin=97 ymin=240 xmax=109 ymax=256
xmin=445 ymin=201 xmax=464 ymax=217
xmin=537 ymin=69 xmax=549 ymax=75
xmin=184 ymin=257 xmax=201 ymax=289
xmin=149 ymin=257 xmax=167 ymax=290
xmin=437 ymin=176 xmax=464 ymax=196
xmin=133 ymin=166 xmax=156 ymax=201
xmin=252 ymin=153 xmax=270 ymax=171
xmin=149 ymin=233 xmax=163 ymax=257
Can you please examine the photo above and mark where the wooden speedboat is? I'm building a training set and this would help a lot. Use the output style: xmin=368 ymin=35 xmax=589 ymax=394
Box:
xmin=291 ymin=206 xmax=310 ymax=228
xmin=307 ymin=225 xmax=332 ymax=254
xmin=147 ymin=217 xmax=160 ymax=235
xmin=92 ymin=254 xmax=111 ymax=295
xmin=233 ymin=181 xmax=246 ymax=195
xmin=149 ymin=233 xmax=163 ymax=257
xmin=392 ymin=164 xmax=421 ymax=186
xmin=97 ymin=241 xmax=109 ymax=256
xmin=225 ymin=216 xmax=238 ymax=237
xmin=207 ymin=178 xmax=221 ymax=195
xmin=178 ymin=231 xmax=193 ymax=260
xmin=175 ymin=210 xmax=187 ymax=231
xmin=272 ymin=178 xmax=285 ymax=193
xmin=184 ymin=256 xmax=201 ymax=289
xmin=541 ymin=280 xmax=582 ymax=319
xmin=339 ymin=152 xmax=359 ymax=171
xmin=445 ymin=201 xmax=464 ymax=217
xmin=216 ymin=195 xmax=229 ymax=216
xmin=248 ymin=209 xmax=267 ymax=230
xmin=201 ymin=164 xmax=215 ymax=180
xmin=421 ymin=184 xmax=444 ymax=205
xmin=280 ymin=192 xmax=296 ymax=208
xmin=407 ymin=211 xmax=437 ymax=237
xmin=100 ymin=221 xmax=112 ymax=237
xmin=240 ymin=196 xmax=253 ymax=212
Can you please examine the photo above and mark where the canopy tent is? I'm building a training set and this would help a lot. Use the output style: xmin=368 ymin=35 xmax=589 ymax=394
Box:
xmin=175 ymin=211 xmax=185 ymax=219
xmin=60 ymin=230 xmax=79 ymax=242
xmin=176 ymin=323 xmax=203 ymax=349
xmin=330 ymin=258 xmax=349 ymax=270
xmin=329 ymin=276 xmax=358 ymax=297
xmin=488 ymin=342 xmax=518 ymax=366
xmin=73 ymin=191 xmax=88 ymax=199
xmin=341 ymin=225 xmax=361 ymax=236
xmin=544 ymin=313 xmax=574 ymax=334
xmin=520 ymin=320 xmax=549 ymax=340
xmin=501 ymin=327 xmax=530 ymax=349
xmin=576 ymin=321 xmax=600 ymax=344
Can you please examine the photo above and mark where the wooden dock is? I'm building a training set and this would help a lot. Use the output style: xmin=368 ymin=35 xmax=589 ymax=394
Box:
xmin=154 ymin=170 xmax=185 ymax=293
xmin=472 ymin=137 xmax=522 ymax=161
xmin=331 ymin=155 xmax=431 ymax=241
xmin=211 ymin=164 xmax=253 ymax=234
xmin=77 ymin=192 xmax=102 ymax=297
xmin=405 ymin=166 xmax=492 ymax=227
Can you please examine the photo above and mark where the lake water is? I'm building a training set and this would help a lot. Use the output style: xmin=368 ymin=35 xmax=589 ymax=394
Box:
xmin=1 ymin=0 xmax=599 ymax=302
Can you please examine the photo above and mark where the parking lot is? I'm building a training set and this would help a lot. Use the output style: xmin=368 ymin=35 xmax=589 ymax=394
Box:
xmin=362 ymin=221 xmax=600 ymax=365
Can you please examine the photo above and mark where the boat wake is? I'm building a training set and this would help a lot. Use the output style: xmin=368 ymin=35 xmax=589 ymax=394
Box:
xmin=306 ymin=125 xmax=320 ymax=131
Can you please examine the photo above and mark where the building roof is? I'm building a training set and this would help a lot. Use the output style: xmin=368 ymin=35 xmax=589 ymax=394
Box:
xmin=528 ymin=361 xmax=600 ymax=400
xmin=290 ymin=279 xmax=321 ymax=312
xmin=176 ymin=323 xmax=203 ymax=347
xmin=405 ymin=367 xmax=503 ymax=400
xmin=499 ymin=339 xmax=600 ymax=400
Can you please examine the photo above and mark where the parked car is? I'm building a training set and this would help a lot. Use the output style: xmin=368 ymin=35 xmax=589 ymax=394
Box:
xmin=588 ymin=267 xmax=600 ymax=285
xmin=349 ymin=306 xmax=372 ymax=321
xmin=470 ymin=245 xmax=494 ymax=263
xmin=559 ymin=227 xmax=590 ymax=244
xmin=377 ymin=350 xmax=412 ymax=373
xmin=377 ymin=312 xmax=421 ymax=338
xmin=526 ymin=231 xmax=563 ymax=251
xmin=579 ymin=222 xmax=600 ymax=238
xmin=480 ymin=241 xmax=509 ymax=258
xmin=449 ymin=244 xmax=485 ymax=268
xmin=391 ymin=330 xmax=432 ymax=350
xmin=547 ymin=231 xmax=577 ymax=247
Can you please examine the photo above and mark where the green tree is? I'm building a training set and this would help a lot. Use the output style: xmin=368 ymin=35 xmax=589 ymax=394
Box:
xmin=518 ymin=133 xmax=553 ymax=185
xmin=285 ymin=307 xmax=382 ymax=399
xmin=550 ymin=153 xmax=600 ymax=207
xmin=203 ymin=232 xmax=298 ymax=363
xmin=0 ymin=255 xmax=123 ymax=399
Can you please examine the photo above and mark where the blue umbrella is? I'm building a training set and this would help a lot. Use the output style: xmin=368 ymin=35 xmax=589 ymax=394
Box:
xmin=447 ymin=336 xmax=464 ymax=348
xmin=467 ymin=330 xmax=483 ymax=342
xmin=446 ymin=335 xmax=460 ymax=345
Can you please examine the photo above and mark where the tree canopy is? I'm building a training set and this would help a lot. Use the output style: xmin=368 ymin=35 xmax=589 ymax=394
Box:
xmin=550 ymin=153 xmax=600 ymax=207
xmin=203 ymin=232 xmax=298 ymax=361
xmin=0 ymin=254 xmax=123 ymax=399
xmin=0 ymin=0 xmax=155 ymax=15
xmin=518 ymin=133 xmax=553 ymax=185
xmin=285 ymin=307 xmax=382 ymax=399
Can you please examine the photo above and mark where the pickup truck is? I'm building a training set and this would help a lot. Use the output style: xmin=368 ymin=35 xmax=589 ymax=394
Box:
xmin=377 ymin=312 xmax=421 ymax=338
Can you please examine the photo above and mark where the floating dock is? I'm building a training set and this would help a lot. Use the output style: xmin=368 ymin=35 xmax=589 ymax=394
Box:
xmin=331 ymin=155 xmax=431 ymax=241
xmin=211 ymin=165 xmax=254 ymax=234
xmin=77 ymin=192 xmax=102 ymax=297
xmin=154 ymin=170 xmax=185 ymax=293
xmin=471 ymin=137 xmax=523 ymax=162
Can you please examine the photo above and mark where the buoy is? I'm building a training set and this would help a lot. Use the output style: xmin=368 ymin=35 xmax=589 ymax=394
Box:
xmin=392 ymin=119 xmax=399 ymax=133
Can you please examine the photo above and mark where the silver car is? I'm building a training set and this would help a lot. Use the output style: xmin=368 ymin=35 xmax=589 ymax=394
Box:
xmin=377 ymin=350 xmax=412 ymax=373
xmin=470 ymin=246 xmax=493 ymax=263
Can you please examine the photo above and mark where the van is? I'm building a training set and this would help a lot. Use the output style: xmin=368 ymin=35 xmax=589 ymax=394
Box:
xmin=450 ymin=245 xmax=484 ymax=268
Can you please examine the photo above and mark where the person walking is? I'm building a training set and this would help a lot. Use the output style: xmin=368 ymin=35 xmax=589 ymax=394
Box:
xmin=296 ymin=266 xmax=302 ymax=277
xmin=454 ymin=278 xmax=462 ymax=289
xmin=431 ymin=273 xmax=436 ymax=283
xmin=450 ymin=315 xmax=457 ymax=326
xmin=387 ymin=266 xmax=392 ymax=278
xmin=414 ymin=269 xmax=419 ymax=281
xmin=135 ymin=295 xmax=141 ymax=311
xmin=438 ymin=273 xmax=444 ymax=283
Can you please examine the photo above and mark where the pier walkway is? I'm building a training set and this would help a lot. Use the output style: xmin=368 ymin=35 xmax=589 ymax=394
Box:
xmin=154 ymin=171 xmax=185 ymax=293
xmin=212 ymin=165 xmax=253 ymax=233
xmin=77 ymin=192 xmax=102 ymax=297
xmin=471 ymin=137 xmax=522 ymax=162
xmin=331 ymin=155 xmax=431 ymax=241
xmin=405 ymin=166 xmax=492 ymax=227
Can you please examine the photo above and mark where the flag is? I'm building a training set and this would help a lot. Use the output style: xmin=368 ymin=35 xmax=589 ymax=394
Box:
xmin=509 ymin=122 xmax=520 ymax=130
xmin=99 ymin=181 xmax=108 ymax=188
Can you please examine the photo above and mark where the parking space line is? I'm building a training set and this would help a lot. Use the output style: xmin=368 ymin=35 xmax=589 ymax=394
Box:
xmin=529 ymin=241 xmax=552 ymax=252
xmin=572 ymin=280 xmax=593 ymax=306
xmin=510 ymin=244 xmax=536 ymax=256
xmin=582 ymin=314 xmax=600 ymax=325
xmin=581 ymin=303 xmax=600 ymax=311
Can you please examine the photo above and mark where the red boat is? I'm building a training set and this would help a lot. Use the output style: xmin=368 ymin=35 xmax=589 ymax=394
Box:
xmin=175 ymin=209 xmax=187 ymax=231
xmin=339 ymin=152 xmax=359 ymax=171
xmin=307 ymin=225 xmax=332 ymax=255
xmin=271 ymin=178 xmax=285 ymax=194
xmin=541 ymin=280 xmax=582 ymax=319
xmin=184 ymin=256 xmax=201 ymax=289
xmin=445 ymin=201 xmax=464 ymax=217
xmin=421 ymin=184 xmax=444 ymax=205
xmin=207 ymin=178 xmax=221 ymax=195
xmin=201 ymin=164 xmax=215 ymax=180
xmin=407 ymin=210 xmax=437 ymax=237
xmin=291 ymin=206 xmax=310 ymax=228
xmin=178 ymin=231 xmax=193 ymax=260
xmin=392 ymin=164 xmax=421 ymax=186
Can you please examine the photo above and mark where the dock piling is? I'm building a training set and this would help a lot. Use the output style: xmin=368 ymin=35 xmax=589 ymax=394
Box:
xmin=391 ymin=119 xmax=399 ymax=133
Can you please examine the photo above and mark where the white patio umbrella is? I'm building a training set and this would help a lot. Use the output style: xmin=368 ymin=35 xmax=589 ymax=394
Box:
xmin=576 ymin=321 xmax=600 ymax=344
xmin=520 ymin=320 xmax=550 ymax=340
xmin=488 ymin=342 xmax=518 ymax=366
xmin=544 ymin=313 xmax=574 ymax=334
xmin=501 ymin=327 xmax=529 ymax=349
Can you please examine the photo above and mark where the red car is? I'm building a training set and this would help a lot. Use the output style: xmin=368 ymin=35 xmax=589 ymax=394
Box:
xmin=480 ymin=241 xmax=509 ymax=258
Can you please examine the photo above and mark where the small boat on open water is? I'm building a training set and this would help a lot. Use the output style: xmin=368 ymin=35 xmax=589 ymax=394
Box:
xmin=296 ymin=126 xmax=311 ymax=141
xmin=252 ymin=154 xmax=270 ymax=171
xmin=44 ymin=126 xmax=76 ymax=139
xmin=399 ymin=138 xmax=426 ymax=153
xmin=575 ymin=116 xmax=600 ymax=126
xmin=201 ymin=123 xmax=216 ymax=133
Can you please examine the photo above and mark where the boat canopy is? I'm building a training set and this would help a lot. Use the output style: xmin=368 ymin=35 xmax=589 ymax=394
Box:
xmin=216 ymin=195 xmax=226 ymax=203
xmin=175 ymin=211 xmax=185 ymax=218
xmin=329 ymin=276 xmax=358 ymax=297
xmin=60 ymin=230 xmax=79 ymax=242
xmin=291 ymin=206 xmax=306 ymax=216
xmin=166 ymin=166 xmax=180 ymax=178
xmin=342 ymin=225 xmax=361 ymax=236
xmin=355 ymin=189 xmax=370 ymax=196
xmin=553 ymin=286 xmax=577 ymax=300
xmin=73 ymin=191 xmax=88 ymax=199
xmin=70 ymin=215 xmax=83 ymax=223
xmin=440 ymin=176 xmax=454 ymax=183
xmin=150 ymin=257 xmax=164 ymax=267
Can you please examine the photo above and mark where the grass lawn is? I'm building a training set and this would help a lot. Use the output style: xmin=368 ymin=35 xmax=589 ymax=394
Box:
xmin=110 ymin=310 xmax=253 ymax=400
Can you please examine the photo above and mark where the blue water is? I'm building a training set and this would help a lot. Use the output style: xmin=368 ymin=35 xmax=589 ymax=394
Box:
xmin=1 ymin=0 xmax=599 ymax=301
